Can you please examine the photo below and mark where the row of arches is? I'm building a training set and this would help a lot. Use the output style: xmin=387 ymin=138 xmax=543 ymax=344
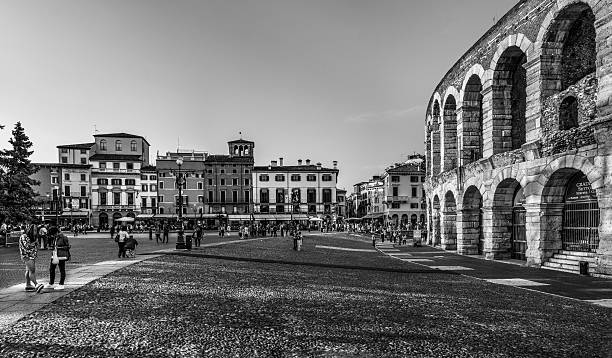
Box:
xmin=427 ymin=1 xmax=598 ymax=177
xmin=428 ymin=163 xmax=601 ymax=262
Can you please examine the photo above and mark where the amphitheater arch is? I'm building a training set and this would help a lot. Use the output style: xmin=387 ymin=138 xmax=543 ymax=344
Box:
xmin=491 ymin=178 xmax=526 ymax=260
xmin=442 ymin=191 xmax=457 ymax=251
xmin=442 ymin=90 xmax=458 ymax=172
xmin=431 ymin=100 xmax=442 ymax=176
xmin=459 ymin=185 xmax=484 ymax=255
xmin=461 ymin=74 xmax=484 ymax=164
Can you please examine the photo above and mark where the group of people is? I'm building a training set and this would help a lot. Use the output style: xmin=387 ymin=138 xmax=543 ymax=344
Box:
xmin=113 ymin=226 xmax=139 ymax=258
xmin=17 ymin=222 xmax=71 ymax=293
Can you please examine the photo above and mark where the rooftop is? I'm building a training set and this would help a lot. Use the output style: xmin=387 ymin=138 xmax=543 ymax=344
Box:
xmin=89 ymin=154 xmax=143 ymax=162
xmin=94 ymin=133 xmax=150 ymax=146
xmin=56 ymin=142 xmax=94 ymax=150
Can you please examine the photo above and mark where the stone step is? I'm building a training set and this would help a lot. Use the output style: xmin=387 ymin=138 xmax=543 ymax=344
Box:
xmin=548 ymin=257 xmax=580 ymax=266
xmin=554 ymin=254 xmax=597 ymax=263
xmin=542 ymin=261 xmax=583 ymax=271
xmin=542 ymin=262 xmax=597 ymax=275
xmin=559 ymin=250 xmax=596 ymax=258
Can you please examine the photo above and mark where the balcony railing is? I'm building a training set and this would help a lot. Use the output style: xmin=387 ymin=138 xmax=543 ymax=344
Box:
xmin=95 ymin=205 xmax=137 ymax=210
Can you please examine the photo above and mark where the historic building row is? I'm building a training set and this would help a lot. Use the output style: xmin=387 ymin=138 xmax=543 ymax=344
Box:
xmin=423 ymin=0 xmax=612 ymax=276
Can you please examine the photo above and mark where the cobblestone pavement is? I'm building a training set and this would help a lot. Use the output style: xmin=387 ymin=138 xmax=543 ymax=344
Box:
xmin=0 ymin=233 xmax=610 ymax=357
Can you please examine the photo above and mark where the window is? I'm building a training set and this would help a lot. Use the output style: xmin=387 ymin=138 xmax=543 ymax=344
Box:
xmin=232 ymin=178 xmax=238 ymax=186
xmin=197 ymin=182 xmax=203 ymax=190
xmin=232 ymin=191 xmax=238 ymax=203
xmin=259 ymin=175 xmax=269 ymax=182
xmin=113 ymin=192 xmax=121 ymax=205
xmin=159 ymin=207 xmax=165 ymax=214
xmin=142 ymin=198 xmax=147 ymax=208
xmin=100 ymin=162 xmax=107 ymax=169
xmin=308 ymin=205 xmax=316 ymax=214
xmin=322 ymin=189 xmax=332 ymax=203
xmin=60 ymin=148 xmax=68 ymax=153
xmin=260 ymin=205 xmax=269 ymax=213
xmin=61 ymin=157 xmax=68 ymax=164
xmin=159 ymin=195 xmax=165 ymax=203
xmin=220 ymin=191 xmax=226 ymax=203
xmin=100 ymin=140 xmax=107 ymax=151
xmin=130 ymin=140 xmax=137 ymax=151
xmin=64 ymin=186 xmax=70 ymax=196
xmin=393 ymin=187 xmax=399 ymax=197
xmin=111 ymin=179 xmax=122 ymax=185
xmin=80 ymin=158 xmax=87 ymax=164
xmin=260 ymin=189 xmax=269 ymax=203
xmin=291 ymin=188 xmax=301 ymax=203
xmin=245 ymin=169 xmax=250 ymax=174
xmin=127 ymin=163 xmax=134 ymax=170
xmin=559 ymin=96 xmax=579 ymax=130
xmin=80 ymin=149 xmax=87 ymax=154
xmin=141 ymin=175 xmax=148 ymax=180
xmin=244 ymin=190 xmax=250 ymax=203
xmin=150 ymin=184 xmax=157 ymax=192
xmin=125 ymin=179 xmax=135 ymax=186
xmin=97 ymin=178 xmax=108 ymax=185
xmin=392 ymin=176 xmax=401 ymax=183
xmin=421 ymin=176 xmax=425 ymax=182
xmin=220 ymin=169 xmax=225 ymax=174
xmin=410 ymin=203 xmax=419 ymax=209
xmin=275 ymin=174 xmax=285 ymax=182
xmin=422 ymin=189 xmax=426 ymax=197
xmin=127 ymin=193 xmax=134 ymax=205
xmin=80 ymin=186 xmax=86 ymax=197
xmin=208 ymin=179 xmax=213 ymax=186
xmin=243 ymin=178 xmax=249 ymax=186
xmin=151 ymin=198 xmax=156 ymax=208
xmin=115 ymin=140 xmax=122 ymax=151
xmin=392 ymin=203 xmax=401 ymax=209
xmin=142 ymin=184 xmax=148 ymax=192
xmin=412 ymin=187 xmax=418 ymax=197
xmin=52 ymin=176 xmax=58 ymax=184
xmin=276 ymin=205 xmax=285 ymax=213
xmin=232 ymin=169 xmax=237 ymax=174
xmin=322 ymin=174 xmax=332 ymax=182
xmin=291 ymin=174 xmax=301 ymax=182
xmin=208 ymin=191 xmax=214 ymax=202
xmin=100 ymin=192 xmax=107 ymax=205
xmin=159 ymin=181 xmax=164 ymax=189
xmin=307 ymin=189 xmax=316 ymax=203
xmin=220 ymin=178 xmax=226 ymax=186
xmin=198 ymin=195 xmax=203 ymax=203
xmin=410 ymin=176 xmax=419 ymax=183
xmin=276 ymin=189 xmax=285 ymax=203
xmin=150 ymin=175 xmax=157 ymax=181
xmin=207 ymin=169 xmax=213 ymax=174
xmin=80 ymin=174 xmax=86 ymax=181
xmin=64 ymin=173 xmax=70 ymax=180
xmin=113 ymin=163 xmax=120 ymax=170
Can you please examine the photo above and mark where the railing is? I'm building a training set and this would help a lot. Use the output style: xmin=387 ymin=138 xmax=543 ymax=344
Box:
xmin=562 ymin=201 xmax=600 ymax=253
xmin=96 ymin=205 xmax=137 ymax=210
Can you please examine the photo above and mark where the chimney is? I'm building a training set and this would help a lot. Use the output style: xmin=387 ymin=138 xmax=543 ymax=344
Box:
xmin=316 ymin=162 xmax=322 ymax=170
xmin=333 ymin=160 xmax=338 ymax=169
xmin=298 ymin=159 xmax=303 ymax=166
xmin=279 ymin=157 xmax=283 ymax=166
xmin=271 ymin=160 xmax=278 ymax=167
xmin=306 ymin=159 xmax=311 ymax=165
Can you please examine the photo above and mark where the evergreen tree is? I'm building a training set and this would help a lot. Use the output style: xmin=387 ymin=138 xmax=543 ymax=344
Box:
xmin=0 ymin=122 xmax=39 ymax=223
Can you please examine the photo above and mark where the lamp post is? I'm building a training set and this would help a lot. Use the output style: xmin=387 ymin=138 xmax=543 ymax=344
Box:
xmin=175 ymin=157 xmax=186 ymax=249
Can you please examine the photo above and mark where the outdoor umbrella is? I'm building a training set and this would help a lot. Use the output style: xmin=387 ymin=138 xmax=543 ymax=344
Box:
xmin=308 ymin=217 xmax=323 ymax=222
xmin=115 ymin=217 xmax=135 ymax=222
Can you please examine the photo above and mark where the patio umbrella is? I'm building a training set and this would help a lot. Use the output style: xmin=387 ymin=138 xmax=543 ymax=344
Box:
xmin=308 ymin=217 xmax=323 ymax=222
xmin=115 ymin=217 xmax=135 ymax=222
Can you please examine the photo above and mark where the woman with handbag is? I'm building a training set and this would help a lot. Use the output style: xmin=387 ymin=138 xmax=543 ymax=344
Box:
xmin=45 ymin=226 xmax=70 ymax=290
xmin=19 ymin=223 xmax=44 ymax=293
xmin=116 ymin=226 xmax=129 ymax=258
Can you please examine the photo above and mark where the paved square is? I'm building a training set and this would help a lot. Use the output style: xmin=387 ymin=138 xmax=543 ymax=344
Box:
xmin=429 ymin=266 xmax=475 ymax=271
xmin=485 ymin=278 xmax=550 ymax=287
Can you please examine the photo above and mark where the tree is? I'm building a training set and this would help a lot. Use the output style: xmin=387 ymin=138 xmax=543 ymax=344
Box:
xmin=0 ymin=122 xmax=39 ymax=223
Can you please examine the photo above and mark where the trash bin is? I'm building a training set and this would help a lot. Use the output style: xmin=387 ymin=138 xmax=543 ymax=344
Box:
xmin=186 ymin=234 xmax=193 ymax=251
xmin=579 ymin=261 xmax=589 ymax=275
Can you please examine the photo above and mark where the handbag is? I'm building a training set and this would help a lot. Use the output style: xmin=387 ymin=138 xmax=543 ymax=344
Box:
xmin=114 ymin=234 xmax=119 ymax=243
xmin=51 ymin=250 xmax=59 ymax=265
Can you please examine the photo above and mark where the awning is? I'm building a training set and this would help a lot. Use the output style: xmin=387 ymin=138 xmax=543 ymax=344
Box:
xmin=153 ymin=214 xmax=176 ymax=219
xmin=61 ymin=211 xmax=89 ymax=217
xmin=252 ymin=214 xmax=275 ymax=220
xmin=200 ymin=213 xmax=226 ymax=219
xmin=228 ymin=214 xmax=252 ymax=221
xmin=293 ymin=214 xmax=309 ymax=220
xmin=136 ymin=214 xmax=154 ymax=219
xmin=363 ymin=213 xmax=384 ymax=219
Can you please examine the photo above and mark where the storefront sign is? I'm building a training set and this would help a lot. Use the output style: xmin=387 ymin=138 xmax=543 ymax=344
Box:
xmin=565 ymin=174 xmax=597 ymax=202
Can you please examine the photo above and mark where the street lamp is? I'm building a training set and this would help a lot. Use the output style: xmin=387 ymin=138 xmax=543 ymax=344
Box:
xmin=175 ymin=156 xmax=186 ymax=249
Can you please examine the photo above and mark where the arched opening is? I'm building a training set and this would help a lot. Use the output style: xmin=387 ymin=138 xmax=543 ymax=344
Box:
xmin=99 ymin=213 xmax=108 ymax=229
xmin=426 ymin=118 xmax=432 ymax=176
xmin=559 ymin=96 xmax=579 ymax=130
xmin=419 ymin=214 xmax=425 ymax=227
xmin=462 ymin=75 xmax=483 ymax=163
xmin=491 ymin=179 xmax=526 ymax=260
xmin=541 ymin=168 xmax=600 ymax=261
xmin=126 ymin=212 xmax=136 ymax=219
xmin=244 ymin=145 xmax=250 ymax=155
xmin=431 ymin=101 xmax=442 ymax=176
xmin=234 ymin=145 xmax=238 ymax=155
xmin=442 ymin=95 xmax=457 ymax=171
xmin=432 ymin=195 xmax=441 ymax=246
xmin=442 ymin=191 xmax=457 ymax=251
xmin=391 ymin=214 xmax=399 ymax=226
xmin=112 ymin=212 xmax=122 ymax=226
xmin=492 ymin=46 xmax=527 ymax=152
xmin=461 ymin=186 xmax=483 ymax=255
xmin=402 ymin=214 xmax=410 ymax=225
xmin=239 ymin=145 xmax=244 ymax=156
xmin=408 ymin=214 xmax=415 ymax=227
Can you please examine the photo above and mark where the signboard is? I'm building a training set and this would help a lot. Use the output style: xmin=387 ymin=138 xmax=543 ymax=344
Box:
xmin=71 ymin=199 xmax=80 ymax=209
xmin=565 ymin=174 xmax=597 ymax=202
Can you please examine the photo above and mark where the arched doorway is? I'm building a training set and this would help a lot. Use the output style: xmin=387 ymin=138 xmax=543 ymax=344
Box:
xmin=409 ymin=214 xmax=416 ymax=227
xmin=432 ymin=195 xmax=441 ymax=246
xmin=541 ymin=168 xmax=600 ymax=258
xmin=443 ymin=191 xmax=457 ymax=251
xmin=391 ymin=214 xmax=399 ymax=227
xmin=492 ymin=46 xmax=527 ymax=152
xmin=99 ymin=213 xmax=108 ymax=229
xmin=492 ymin=179 xmax=525 ymax=259
xmin=112 ymin=212 xmax=122 ymax=226
xmin=402 ymin=214 xmax=409 ymax=226
xmin=461 ymin=186 xmax=483 ymax=255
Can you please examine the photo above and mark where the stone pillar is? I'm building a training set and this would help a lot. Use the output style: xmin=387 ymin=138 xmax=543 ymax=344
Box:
xmin=539 ymin=202 xmax=564 ymax=262
xmin=441 ymin=209 xmax=457 ymax=251
xmin=481 ymin=206 xmax=494 ymax=259
xmin=481 ymin=85 xmax=494 ymax=158
xmin=432 ymin=210 xmax=441 ymax=246
xmin=524 ymin=203 xmax=543 ymax=267
xmin=490 ymin=207 xmax=513 ymax=260
xmin=457 ymin=207 xmax=481 ymax=255
xmin=431 ymin=128 xmax=441 ymax=176
xmin=593 ymin=121 xmax=612 ymax=275
xmin=594 ymin=10 xmax=612 ymax=123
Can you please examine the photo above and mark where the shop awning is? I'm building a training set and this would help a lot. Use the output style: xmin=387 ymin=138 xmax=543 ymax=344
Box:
xmin=136 ymin=214 xmax=154 ymax=219
xmin=252 ymin=214 xmax=275 ymax=220
xmin=228 ymin=214 xmax=252 ymax=221
xmin=363 ymin=213 xmax=384 ymax=220
xmin=61 ymin=211 xmax=89 ymax=217
xmin=153 ymin=214 xmax=176 ymax=219
xmin=200 ymin=213 xmax=226 ymax=219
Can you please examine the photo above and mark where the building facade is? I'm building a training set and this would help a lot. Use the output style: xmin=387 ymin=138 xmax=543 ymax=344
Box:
xmin=139 ymin=165 xmax=158 ymax=219
xmin=252 ymin=159 xmax=339 ymax=223
xmin=381 ymin=155 xmax=426 ymax=228
xmin=424 ymin=0 xmax=612 ymax=276
xmin=157 ymin=151 xmax=206 ymax=220
xmin=89 ymin=133 xmax=150 ymax=228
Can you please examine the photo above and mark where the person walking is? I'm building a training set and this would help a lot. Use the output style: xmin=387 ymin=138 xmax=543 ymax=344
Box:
xmin=38 ymin=224 xmax=48 ymax=250
xmin=163 ymin=224 xmax=169 ymax=244
xmin=194 ymin=224 xmax=202 ymax=247
xmin=155 ymin=225 xmax=162 ymax=244
xmin=116 ymin=226 xmax=129 ymax=258
xmin=46 ymin=226 xmax=70 ymax=290
xmin=19 ymin=224 xmax=44 ymax=293
xmin=110 ymin=225 xmax=115 ymax=240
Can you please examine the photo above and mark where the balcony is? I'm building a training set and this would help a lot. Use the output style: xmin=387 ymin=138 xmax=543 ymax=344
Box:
xmin=95 ymin=205 xmax=137 ymax=211
xmin=93 ymin=168 xmax=138 ymax=174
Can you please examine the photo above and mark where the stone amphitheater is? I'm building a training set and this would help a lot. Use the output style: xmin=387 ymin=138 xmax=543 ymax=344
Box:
xmin=424 ymin=0 xmax=612 ymax=277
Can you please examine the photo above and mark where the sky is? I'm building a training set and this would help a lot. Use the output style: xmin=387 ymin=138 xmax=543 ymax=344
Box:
xmin=0 ymin=0 xmax=517 ymax=190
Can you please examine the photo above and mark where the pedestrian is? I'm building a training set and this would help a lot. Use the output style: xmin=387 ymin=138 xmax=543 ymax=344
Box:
xmin=110 ymin=225 xmax=115 ymax=240
xmin=155 ymin=225 xmax=162 ymax=244
xmin=148 ymin=225 xmax=153 ymax=240
xmin=163 ymin=224 xmax=169 ymax=243
xmin=19 ymin=224 xmax=44 ymax=293
xmin=124 ymin=235 xmax=138 ymax=258
xmin=194 ymin=224 xmax=202 ymax=247
xmin=116 ymin=226 xmax=129 ymax=258
xmin=46 ymin=226 xmax=70 ymax=290
xmin=38 ymin=224 xmax=48 ymax=250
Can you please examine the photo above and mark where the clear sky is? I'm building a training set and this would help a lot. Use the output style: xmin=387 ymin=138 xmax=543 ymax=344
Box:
xmin=0 ymin=0 xmax=517 ymax=190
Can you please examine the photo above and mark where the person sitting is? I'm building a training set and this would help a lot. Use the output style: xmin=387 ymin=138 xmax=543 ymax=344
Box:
xmin=124 ymin=235 xmax=138 ymax=258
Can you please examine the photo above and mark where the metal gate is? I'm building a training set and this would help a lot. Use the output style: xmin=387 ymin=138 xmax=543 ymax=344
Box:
xmin=562 ymin=201 xmax=599 ymax=252
xmin=511 ymin=206 xmax=526 ymax=260
xmin=477 ymin=210 xmax=483 ymax=255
